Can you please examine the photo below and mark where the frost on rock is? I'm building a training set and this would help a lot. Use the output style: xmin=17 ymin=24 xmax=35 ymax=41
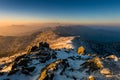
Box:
xmin=0 ymin=42 xmax=120 ymax=80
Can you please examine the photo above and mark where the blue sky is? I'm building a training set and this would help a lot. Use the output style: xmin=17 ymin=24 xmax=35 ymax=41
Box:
xmin=0 ymin=0 xmax=120 ymax=25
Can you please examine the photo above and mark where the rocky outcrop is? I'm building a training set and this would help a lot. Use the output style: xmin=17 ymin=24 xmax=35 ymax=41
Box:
xmin=0 ymin=42 xmax=120 ymax=80
xmin=38 ymin=59 xmax=63 ymax=80
xmin=77 ymin=46 xmax=85 ymax=55
xmin=26 ymin=42 xmax=50 ymax=53
xmin=88 ymin=75 xmax=95 ymax=80
xmin=106 ymin=55 xmax=118 ymax=61
xmin=81 ymin=57 xmax=103 ymax=73
xmin=100 ymin=68 xmax=111 ymax=75
xmin=93 ymin=57 xmax=103 ymax=68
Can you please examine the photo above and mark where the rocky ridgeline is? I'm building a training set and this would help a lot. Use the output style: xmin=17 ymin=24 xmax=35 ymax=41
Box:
xmin=0 ymin=42 xmax=120 ymax=80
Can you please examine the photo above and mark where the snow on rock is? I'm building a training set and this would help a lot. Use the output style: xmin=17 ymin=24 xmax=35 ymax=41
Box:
xmin=50 ymin=37 xmax=74 ymax=49
xmin=106 ymin=55 xmax=119 ymax=61
xmin=100 ymin=68 xmax=111 ymax=75
xmin=0 ymin=42 xmax=120 ymax=80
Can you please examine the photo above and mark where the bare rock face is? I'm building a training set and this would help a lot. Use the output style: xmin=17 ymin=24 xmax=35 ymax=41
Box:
xmin=81 ymin=57 xmax=103 ymax=73
xmin=26 ymin=42 xmax=50 ymax=53
xmin=38 ymin=59 xmax=63 ymax=80
xmin=77 ymin=46 xmax=85 ymax=55
xmin=106 ymin=55 xmax=118 ymax=61
xmin=27 ymin=46 xmax=38 ymax=53
xmin=100 ymin=68 xmax=111 ymax=75
xmin=88 ymin=75 xmax=95 ymax=80
xmin=0 ymin=63 xmax=13 ymax=72
xmin=38 ymin=42 xmax=49 ymax=48
xmin=93 ymin=57 xmax=103 ymax=68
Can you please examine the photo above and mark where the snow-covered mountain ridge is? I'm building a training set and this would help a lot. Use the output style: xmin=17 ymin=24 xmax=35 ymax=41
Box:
xmin=0 ymin=42 xmax=120 ymax=80
xmin=1 ymin=28 xmax=120 ymax=58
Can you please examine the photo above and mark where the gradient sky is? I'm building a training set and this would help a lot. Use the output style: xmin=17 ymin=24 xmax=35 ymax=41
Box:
xmin=0 ymin=0 xmax=120 ymax=25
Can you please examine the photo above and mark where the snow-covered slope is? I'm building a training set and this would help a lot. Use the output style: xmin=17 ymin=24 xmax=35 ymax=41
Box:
xmin=1 ymin=30 xmax=120 ymax=58
xmin=50 ymin=37 xmax=74 ymax=49
xmin=0 ymin=42 xmax=120 ymax=80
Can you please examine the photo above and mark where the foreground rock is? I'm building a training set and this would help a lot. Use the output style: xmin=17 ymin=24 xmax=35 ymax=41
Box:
xmin=38 ymin=59 xmax=63 ymax=80
xmin=106 ymin=55 xmax=118 ymax=61
xmin=100 ymin=68 xmax=111 ymax=75
xmin=77 ymin=46 xmax=85 ymax=55
xmin=88 ymin=75 xmax=95 ymax=80
xmin=0 ymin=42 xmax=120 ymax=80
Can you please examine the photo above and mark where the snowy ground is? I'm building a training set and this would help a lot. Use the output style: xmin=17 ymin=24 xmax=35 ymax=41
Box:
xmin=0 ymin=36 xmax=120 ymax=80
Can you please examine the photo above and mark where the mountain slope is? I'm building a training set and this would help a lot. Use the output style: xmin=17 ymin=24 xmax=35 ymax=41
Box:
xmin=0 ymin=42 xmax=120 ymax=80
xmin=0 ymin=30 xmax=58 ymax=57
xmin=1 ymin=25 xmax=120 ymax=57
xmin=54 ymin=25 xmax=120 ymax=42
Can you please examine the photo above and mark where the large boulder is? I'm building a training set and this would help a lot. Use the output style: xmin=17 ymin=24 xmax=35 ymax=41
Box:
xmin=77 ymin=46 xmax=85 ymax=55
xmin=93 ymin=57 xmax=103 ymax=68
xmin=38 ymin=59 xmax=63 ymax=80
xmin=88 ymin=75 xmax=95 ymax=80
xmin=38 ymin=42 xmax=49 ymax=48
xmin=100 ymin=68 xmax=111 ymax=75
xmin=26 ymin=46 xmax=38 ymax=53
xmin=106 ymin=55 xmax=118 ymax=61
